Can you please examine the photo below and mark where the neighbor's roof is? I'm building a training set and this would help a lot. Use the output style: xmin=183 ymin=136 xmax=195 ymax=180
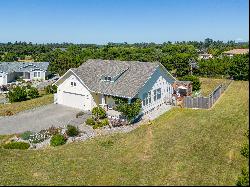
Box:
xmin=223 ymin=48 xmax=249 ymax=55
xmin=68 ymin=59 xmax=174 ymax=98
xmin=0 ymin=62 xmax=50 ymax=74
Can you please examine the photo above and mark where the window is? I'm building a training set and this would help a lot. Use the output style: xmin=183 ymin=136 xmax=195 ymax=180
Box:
xmin=153 ymin=88 xmax=161 ymax=101
xmin=104 ymin=76 xmax=112 ymax=82
xmin=37 ymin=72 xmax=41 ymax=77
xmin=142 ymin=91 xmax=151 ymax=106
xmin=143 ymin=93 xmax=147 ymax=106
xmin=156 ymin=88 xmax=161 ymax=99
xmin=71 ymin=82 xmax=76 ymax=86
xmin=148 ymin=91 xmax=151 ymax=104
xmin=153 ymin=90 xmax=157 ymax=101
xmin=34 ymin=72 xmax=37 ymax=77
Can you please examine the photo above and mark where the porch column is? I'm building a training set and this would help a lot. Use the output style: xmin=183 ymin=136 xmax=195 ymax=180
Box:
xmin=101 ymin=94 xmax=106 ymax=105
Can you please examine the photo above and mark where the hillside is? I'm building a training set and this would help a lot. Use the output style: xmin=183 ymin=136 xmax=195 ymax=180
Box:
xmin=0 ymin=81 xmax=248 ymax=185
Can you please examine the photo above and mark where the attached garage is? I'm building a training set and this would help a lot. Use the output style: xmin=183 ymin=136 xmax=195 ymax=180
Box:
xmin=59 ymin=91 xmax=91 ymax=110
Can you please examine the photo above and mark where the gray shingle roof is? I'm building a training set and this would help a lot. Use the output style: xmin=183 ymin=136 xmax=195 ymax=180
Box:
xmin=71 ymin=59 xmax=160 ymax=98
xmin=0 ymin=62 xmax=49 ymax=74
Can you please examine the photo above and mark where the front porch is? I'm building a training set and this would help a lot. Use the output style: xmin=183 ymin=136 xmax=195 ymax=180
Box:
xmin=96 ymin=94 xmax=130 ymax=120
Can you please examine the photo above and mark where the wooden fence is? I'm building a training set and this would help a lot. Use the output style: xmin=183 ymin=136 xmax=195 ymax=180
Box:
xmin=183 ymin=80 xmax=232 ymax=109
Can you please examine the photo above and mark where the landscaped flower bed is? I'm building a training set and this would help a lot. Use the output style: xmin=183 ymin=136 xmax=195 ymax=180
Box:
xmin=1 ymin=125 xmax=95 ymax=150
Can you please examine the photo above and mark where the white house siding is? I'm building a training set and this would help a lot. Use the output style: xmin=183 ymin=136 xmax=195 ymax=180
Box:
xmin=137 ymin=67 xmax=174 ymax=114
xmin=30 ymin=71 xmax=46 ymax=80
xmin=0 ymin=72 xmax=7 ymax=85
xmin=56 ymin=74 xmax=95 ymax=110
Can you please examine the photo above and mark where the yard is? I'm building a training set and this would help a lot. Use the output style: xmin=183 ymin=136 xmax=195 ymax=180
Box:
xmin=0 ymin=80 xmax=248 ymax=185
xmin=0 ymin=94 xmax=53 ymax=116
xmin=199 ymin=77 xmax=232 ymax=96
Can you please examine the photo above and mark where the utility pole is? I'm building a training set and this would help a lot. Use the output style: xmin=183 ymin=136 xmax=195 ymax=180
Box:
xmin=189 ymin=59 xmax=197 ymax=76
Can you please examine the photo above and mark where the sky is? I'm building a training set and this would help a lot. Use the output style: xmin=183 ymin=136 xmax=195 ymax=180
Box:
xmin=0 ymin=0 xmax=249 ymax=44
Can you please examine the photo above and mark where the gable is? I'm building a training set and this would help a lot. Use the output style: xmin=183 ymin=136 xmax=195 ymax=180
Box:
xmin=54 ymin=69 xmax=91 ymax=92
xmin=136 ymin=66 xmax=175 ymax=98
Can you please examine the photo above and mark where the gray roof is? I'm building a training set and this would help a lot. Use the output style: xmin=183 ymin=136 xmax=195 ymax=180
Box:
xmin=70 ymin=59 xmax=164 ymax=98
xmin=0 ymin=62 xmax=50 ymax=74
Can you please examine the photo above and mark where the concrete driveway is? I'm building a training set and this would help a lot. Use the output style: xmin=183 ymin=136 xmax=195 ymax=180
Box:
xmin=0 ymin=104 xmax=90 ymax=135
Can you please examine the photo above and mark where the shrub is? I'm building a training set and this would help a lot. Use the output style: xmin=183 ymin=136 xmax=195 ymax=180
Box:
xmin=4 ymin=110 xmax=13 ymax=116
xmin=50 ymin=134 xmax=67 ymax=147
xmin=25 ymin=83 xmax=32 ymax=89
xmin=240 ymin=143 xmax=249 ymax=158
xmin=47 ymin=126 xmax=60 ymax=136
xmin=236 ymin=167 xmax=249 ymax=186
xmin=92 ymin=107 xmax=106 ymax=120
xmin=3 ymin=142 xmax=30 ymax=150
xmin=45 ymin=84 xmax=57 ymax=94
xmin=116 ymin=98 xmax=142 ymax=122
xmin=7 ymin=86 xmax=27 ymax=103
xmin=93 ymin=119 xmax=109 ymax=129
xmin=20 ymin=131 xmax=33 ymax=140
xmin=101 ymin=118 xmax=109 ymax=126
xmin=179 ymin=75 xmax=201 ymax=91
xmin=27 ymin=87 xmax=39 ymax=99
xmin=93 ymin=123 xmax=101 ymax=129
xmin=85 ymin=117 xmax=95 ymax=126
xmin=76 ymin=111 xmax=85 ymax=118
xmin=66 ymin=125 xmax=79 ymax=137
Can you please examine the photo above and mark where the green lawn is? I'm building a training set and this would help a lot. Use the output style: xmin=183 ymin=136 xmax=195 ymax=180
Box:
xmin=0 ymin=81 xmax=248 ymax=185
xmin=200 ymin=77 xmax=232 ymax=96
xmin=0 ymin=94 xmax=53 ymax=116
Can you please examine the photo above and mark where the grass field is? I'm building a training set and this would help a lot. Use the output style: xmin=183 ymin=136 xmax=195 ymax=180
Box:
xmin=0 ymin=81 xmax=248 ymax=185
xmin=200 ymin=77 xmax=232 ymax=96
xmin=0 ymin=94 xmax=53 ymax=116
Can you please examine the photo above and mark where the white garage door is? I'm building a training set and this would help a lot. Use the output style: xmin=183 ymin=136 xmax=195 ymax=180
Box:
xmin=61 ymin=91 xmax=90 ymax=110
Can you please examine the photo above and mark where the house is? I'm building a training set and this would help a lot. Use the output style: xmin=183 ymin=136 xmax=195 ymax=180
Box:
xmin=198 ymin=53 xmax=213 ymax=60
xmin=54 ymin=59 xmax=176 ymax=116
xmin=222 ymin=48 xmax=249 ymax=57
xmin=0 ymin=62 xmax=50 ymax=86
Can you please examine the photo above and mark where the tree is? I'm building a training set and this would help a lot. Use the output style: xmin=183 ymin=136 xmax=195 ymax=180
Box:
xmin=115 ymin=98 xmax=142 ymax=122
xmin=7 ymin=86 xmax=27 ymax=103
xmin=179 ymin=75 xmax=201 ymax=91
xmin=228 ymin=54 xmax=249 ymax=80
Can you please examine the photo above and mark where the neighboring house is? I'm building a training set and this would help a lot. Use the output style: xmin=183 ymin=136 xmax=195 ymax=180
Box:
xmin=198 ymin=53 xmax=213 ymax=60
xmin=222 ymin=48 xmax=249 ymax=57
xmin=54 ymin=59 xmax=176 ymax=115
xmin=0 ymin=62 xmax=50 ymax=86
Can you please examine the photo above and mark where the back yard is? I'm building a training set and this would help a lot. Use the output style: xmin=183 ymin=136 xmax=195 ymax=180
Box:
xmin=0 ymin=81 xmax=248 ymax=185
xmin=199 ymin=77 xmax=232 ymax=96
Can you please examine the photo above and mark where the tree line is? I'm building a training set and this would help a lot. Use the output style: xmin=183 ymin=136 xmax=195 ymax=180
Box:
xmin=0 ymin=39 xmax=248 ymax=80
